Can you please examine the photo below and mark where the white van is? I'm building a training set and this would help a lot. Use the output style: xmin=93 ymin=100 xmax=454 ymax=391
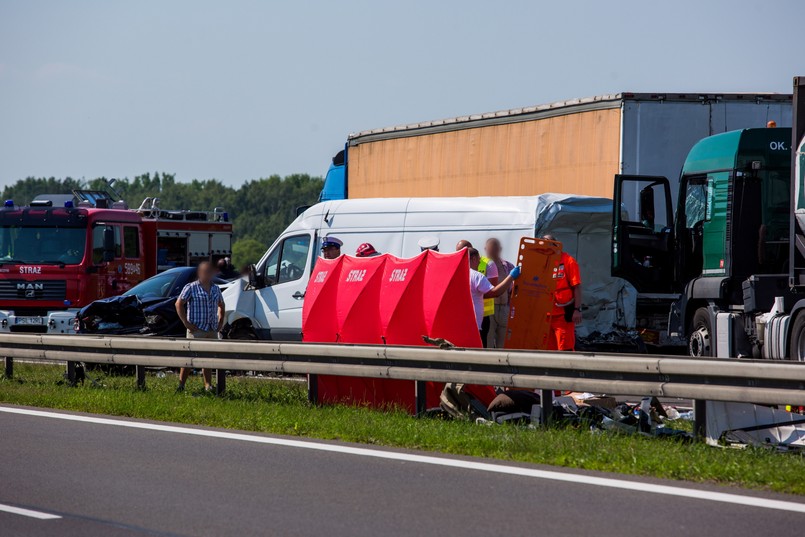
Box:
xmin=222 ymin=194 xmax=635 ymax=342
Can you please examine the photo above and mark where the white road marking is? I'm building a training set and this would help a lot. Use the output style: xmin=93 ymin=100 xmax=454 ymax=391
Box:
xmin=2 ymin=405 xmax=805 ymax=515
xmin=0 ymin=502 xmax=61 ymax=520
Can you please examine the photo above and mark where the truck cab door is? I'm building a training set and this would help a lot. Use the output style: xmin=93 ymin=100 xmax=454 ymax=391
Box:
xmin=612 ymin=175 xmax=675 ymax=293
xmin=252 ymin=233 xmax=314 ymax=340
xmin=91 ymin=224 xmax=123 ymax=299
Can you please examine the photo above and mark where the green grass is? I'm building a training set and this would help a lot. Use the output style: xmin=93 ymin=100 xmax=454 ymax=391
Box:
xmin=2 ymin=363 xmax=805 ymax=495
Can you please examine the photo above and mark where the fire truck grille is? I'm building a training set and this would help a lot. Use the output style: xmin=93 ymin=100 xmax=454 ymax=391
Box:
xmin=0 ymin=280 xmax=67 ymax=301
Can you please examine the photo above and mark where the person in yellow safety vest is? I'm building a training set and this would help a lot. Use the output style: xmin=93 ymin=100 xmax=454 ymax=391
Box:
xmin=485 ymin=237 xmax=515 ymax=348
xmin=456 ymin=240 xmax=498 ymax=346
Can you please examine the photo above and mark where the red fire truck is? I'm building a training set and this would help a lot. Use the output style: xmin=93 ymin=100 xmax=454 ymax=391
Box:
xmin=0 ymin=190 xmax=232 ymax=334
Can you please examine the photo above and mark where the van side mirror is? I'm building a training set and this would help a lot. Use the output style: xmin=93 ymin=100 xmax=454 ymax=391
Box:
xmin=103 ymin=227 xmax=116 ymax=262
xmin=248 ymin=264 xmax=266 ymax=289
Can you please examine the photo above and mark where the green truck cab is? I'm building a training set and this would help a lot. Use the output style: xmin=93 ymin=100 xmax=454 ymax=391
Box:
xmin=613 ymin=127 xmax=797 ymax=357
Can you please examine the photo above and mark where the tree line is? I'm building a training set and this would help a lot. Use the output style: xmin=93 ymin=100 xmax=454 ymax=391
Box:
xmin=1 ymin=172 xmax=324 ymax=267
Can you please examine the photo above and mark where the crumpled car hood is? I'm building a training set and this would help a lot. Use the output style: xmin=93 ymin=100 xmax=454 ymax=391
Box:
xmin=78 ymin=294 xmax=182 ymax=336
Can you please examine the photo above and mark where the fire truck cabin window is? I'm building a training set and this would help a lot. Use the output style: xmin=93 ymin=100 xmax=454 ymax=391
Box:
xmin=92 ymin=225 xmax=122 ymax=264
xmin=124 ymin=226 xmax=140 ymax=258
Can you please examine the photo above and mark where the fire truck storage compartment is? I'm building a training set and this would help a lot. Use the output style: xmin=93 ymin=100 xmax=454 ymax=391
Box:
xmin=157 ymin=230 xmax=232 ymax=270
xmin=157 ymin=231 xmax=189 ymax=270
xmin=188 ymin=233 xmax=210 ymax=257
xmin=210 ymin=233 xmax=231 ymax=256
xmin=193 ymin=232 xmax=232 ymax=265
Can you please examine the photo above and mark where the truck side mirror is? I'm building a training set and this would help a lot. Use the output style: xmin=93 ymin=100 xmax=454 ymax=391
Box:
xmin=102 ymin=227 xmax=116 ymax=262
xmin=639 ymin=185 xmax=656 ymax=229
xmin=248 ymin=264 xmax=266 ymax=289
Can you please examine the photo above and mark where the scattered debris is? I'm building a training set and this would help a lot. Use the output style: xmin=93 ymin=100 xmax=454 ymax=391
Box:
xmin=439 ymin=383 xmax=490 ymax=420
xmin=434 ymin=386 xmax=693 ymax=441
xmin=422 ymin=336 xmax=456 ymax=349
xmin=706 ymin=401 xmax=805 ymax=451
xmin=435 ymin=387 xmax=805 ymax=451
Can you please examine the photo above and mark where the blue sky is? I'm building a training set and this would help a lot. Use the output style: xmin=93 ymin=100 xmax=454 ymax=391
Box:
xmin=1 ymin=0 xmax=803 ymax=187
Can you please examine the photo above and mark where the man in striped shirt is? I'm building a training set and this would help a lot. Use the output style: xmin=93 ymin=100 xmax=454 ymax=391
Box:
xmin=175 ymin=261 xmax=225 ymax=392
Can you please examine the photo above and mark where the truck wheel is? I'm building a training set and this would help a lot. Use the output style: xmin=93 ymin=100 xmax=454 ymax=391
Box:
xmin=689 ymin=308 xmax=713 ymax=357
xmin=789 ymin=313 xmax=805 ymax=362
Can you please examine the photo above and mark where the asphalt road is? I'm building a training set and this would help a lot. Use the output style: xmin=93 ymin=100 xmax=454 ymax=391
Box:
xmin=1 ymin=406 xmax=804 ymax=537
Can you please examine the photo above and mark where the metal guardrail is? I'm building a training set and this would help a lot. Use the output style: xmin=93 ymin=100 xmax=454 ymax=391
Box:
xmin=2 ymin=333 xmax=805 ymax=434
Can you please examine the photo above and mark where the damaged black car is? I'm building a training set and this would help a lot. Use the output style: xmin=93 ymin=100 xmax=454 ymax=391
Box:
xmin=77 ymin=267 xmax=231 ymax=336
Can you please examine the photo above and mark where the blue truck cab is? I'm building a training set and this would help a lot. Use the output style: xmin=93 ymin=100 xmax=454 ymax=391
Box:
xmin=318 ymin=149 xmax=347 ymax=202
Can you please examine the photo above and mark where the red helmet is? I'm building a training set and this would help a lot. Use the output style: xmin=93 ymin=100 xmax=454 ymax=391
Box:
xmin=355 ymin=243 xmax=379 ymax=257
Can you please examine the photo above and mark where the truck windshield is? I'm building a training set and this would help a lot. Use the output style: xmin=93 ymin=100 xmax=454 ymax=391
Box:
xmin=684 ymin=177 xmax=709 ymax=228
xmin=0 ymin=226 xmax=86 ymax=265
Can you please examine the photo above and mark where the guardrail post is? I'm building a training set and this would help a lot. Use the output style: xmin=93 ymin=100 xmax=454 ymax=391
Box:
xmin=694 ymin=399 xmax=707 ymax=439
xmin=66 ymin=361 xmax=76 ymax=386
xmin=415 ymin=381 xmax=427 ymax=416
xmin=3 ymin=357 xmax=11 ymax=379
xmin=540 ymin=388 xmax=553 ymax=426
xmin=216 ymin=369 xmax=226 ymax=396
xmin=136 ymin=365 xmax=146 ymax=390
xmin=308 ymin=374 xmax=318 ymax=404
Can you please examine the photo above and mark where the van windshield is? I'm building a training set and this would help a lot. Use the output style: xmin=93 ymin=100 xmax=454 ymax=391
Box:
xmin=0 ymin=225 xmax=86 ymax=265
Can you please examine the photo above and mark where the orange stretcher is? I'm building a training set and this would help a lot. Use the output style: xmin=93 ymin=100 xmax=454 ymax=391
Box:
xmin=504 ymin=237 xmax=562 ymax=350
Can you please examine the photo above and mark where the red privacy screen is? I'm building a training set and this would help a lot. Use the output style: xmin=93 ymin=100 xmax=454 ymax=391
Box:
xmin=422 ymin=250 xmax=483 ymax=348
xmin=303 ymin=249 xmax=482 ymax=412
xmin=335 ymin=255 xmax=387 ymax=344
xmin=379 ymin=253 xmax=427 ymax=346
xmin=301 ymin=255 xmax=343 ymax=343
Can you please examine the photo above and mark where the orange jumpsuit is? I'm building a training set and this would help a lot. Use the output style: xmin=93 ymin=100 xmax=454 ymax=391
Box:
xmin=546 ymin=252 xmax=581 ymax=351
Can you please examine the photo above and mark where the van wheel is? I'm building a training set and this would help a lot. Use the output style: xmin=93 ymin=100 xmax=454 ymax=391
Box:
xmin=689 ymin=308 xmax=713 ymax=357
xmin=788 ymin=313 xmax=805 ymax=362
xmin=229 ymin=324 xmax=258 ymax=340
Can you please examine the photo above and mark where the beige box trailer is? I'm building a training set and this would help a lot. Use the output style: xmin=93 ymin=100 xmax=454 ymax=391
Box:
xmin=323 ymin=93 xmax=792 ymax=217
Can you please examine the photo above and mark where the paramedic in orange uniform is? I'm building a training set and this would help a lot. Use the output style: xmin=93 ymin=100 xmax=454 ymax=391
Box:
xmin=543 ymin=234 xmax=582 ymax=351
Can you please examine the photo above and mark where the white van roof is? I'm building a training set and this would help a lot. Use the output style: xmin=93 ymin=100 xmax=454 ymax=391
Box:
xmin=295 ymin=195 xmax=612 ymax=232
xmin=291 ymin=193 xmax=612 ymax=229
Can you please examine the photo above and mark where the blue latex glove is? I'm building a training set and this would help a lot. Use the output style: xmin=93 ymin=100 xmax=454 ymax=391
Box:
xmin=510 ymin=265 xmax=521 ymax=280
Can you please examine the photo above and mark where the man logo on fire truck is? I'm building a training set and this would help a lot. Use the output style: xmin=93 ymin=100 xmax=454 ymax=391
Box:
xmin=17 ymin=282 xmax=44 ymax=298
xmin=0 ymin=190 xmax=232 ymax=334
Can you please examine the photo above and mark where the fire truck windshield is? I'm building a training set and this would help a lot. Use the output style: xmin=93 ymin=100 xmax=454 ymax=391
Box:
xmin=0 ymin=225 xmax=86 ymax=265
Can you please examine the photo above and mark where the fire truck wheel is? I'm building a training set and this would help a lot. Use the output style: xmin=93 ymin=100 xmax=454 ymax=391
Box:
xmin=689 ymin=307 xmax=712 ymax=358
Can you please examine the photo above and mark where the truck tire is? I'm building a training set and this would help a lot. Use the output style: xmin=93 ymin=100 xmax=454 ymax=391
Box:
xmin=689 ymin=308 xmax=713 ymax=357
xmin=789 ymin=313 xmax=805 ymax=362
